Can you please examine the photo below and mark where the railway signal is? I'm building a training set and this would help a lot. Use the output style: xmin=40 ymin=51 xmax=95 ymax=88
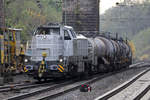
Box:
xmin=80 ymin=84 xmax=92 ymax=92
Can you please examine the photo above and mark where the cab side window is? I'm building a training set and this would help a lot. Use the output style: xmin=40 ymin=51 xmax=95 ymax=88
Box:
xmin=9 ymin=32 xmax=14 ymax=41
xmin=64 ymin=30 xmax=71 ymax=40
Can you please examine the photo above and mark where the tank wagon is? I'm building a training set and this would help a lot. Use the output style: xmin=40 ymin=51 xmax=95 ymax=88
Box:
xmin=25 ymin=23 xmax=132 ymax=81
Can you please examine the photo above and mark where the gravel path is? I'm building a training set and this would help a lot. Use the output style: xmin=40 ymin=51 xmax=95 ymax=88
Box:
xmin=109 ymin=69 xmax=150 ymax=100
xmin=53 ymin=67 xmax=148 ymax=100
xmin=141 ymin=88 xmax=150 ymax=100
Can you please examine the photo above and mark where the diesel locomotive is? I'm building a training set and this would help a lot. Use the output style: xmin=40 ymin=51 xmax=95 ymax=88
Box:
xmin=25 ymin=23 xmax=133 ymax=81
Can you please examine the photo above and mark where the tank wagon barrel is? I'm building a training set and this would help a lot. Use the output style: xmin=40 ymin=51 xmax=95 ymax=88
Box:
xmin=88 ymin=36 xmax=132 ymax=70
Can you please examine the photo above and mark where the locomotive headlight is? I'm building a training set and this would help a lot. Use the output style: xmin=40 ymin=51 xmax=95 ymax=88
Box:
xmin=59 ymin=55 xmax=63 ymax=63
xmin=24 ymin=59 xmax=28 ymax=63
xmin=43 ymin=35 xmax=46 ymax=39
xmin=59 ymin=59 xmax=63 ymax=62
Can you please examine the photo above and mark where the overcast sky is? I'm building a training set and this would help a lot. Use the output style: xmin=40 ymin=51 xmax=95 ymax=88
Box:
xmin=100 ymin=0 xmax=121 ymax=14
xmin=100 ymin=0 xmax=145 ymax=13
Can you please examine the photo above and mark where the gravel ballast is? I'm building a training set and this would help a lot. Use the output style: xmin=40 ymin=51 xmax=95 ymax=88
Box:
xmin=0 ymin=67 xmax=148 ymax=100
xmin=53 ymin=67 xmax=148 ymax=100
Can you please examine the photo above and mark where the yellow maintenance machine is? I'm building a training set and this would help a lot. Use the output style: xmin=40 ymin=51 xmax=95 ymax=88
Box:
xmin=0 ymin=28 xmax=26 ymax=77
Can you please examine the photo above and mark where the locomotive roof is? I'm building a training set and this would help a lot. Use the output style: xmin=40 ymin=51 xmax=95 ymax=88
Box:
xmin=7 ymin=28 xmax=22 ymax=31
xmin=38 ymin=24 xmax=73 ymax=30
xmin=38 ymin=25 xmax=60 ymax=28
xmin=64 ymin=26 xmax=73 ymax=29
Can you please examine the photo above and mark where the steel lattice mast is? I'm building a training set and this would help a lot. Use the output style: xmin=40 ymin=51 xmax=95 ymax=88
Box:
xmin=0 ymin=0 xmax=5 ymax=30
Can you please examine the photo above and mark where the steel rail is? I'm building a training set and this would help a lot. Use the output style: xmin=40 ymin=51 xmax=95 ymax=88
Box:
xmin=133 ymin=85 xmax=150 ymax=100
xmin=0 ymin=61 xmax=144 ymax=91
xmin=0 ymin=83 xmax=34 ymax=92
xmin=94 ymin=68 xmax=150 ymax=100
xmin=0 ymin=82 xmax=53 ymax=92
xmin=7 ymin=80 xmax=75 ymax=100
xmin=38 ymin=73 xmax=113 ymax=100
xmin=38 ymin=66 xmax=147 ymax=100
xmin=6 ymin=62 xmax=149 ymax=100
xmin=6 ymin=70 xmax=123 ymax=100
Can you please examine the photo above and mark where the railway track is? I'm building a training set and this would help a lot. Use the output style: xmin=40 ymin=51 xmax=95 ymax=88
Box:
xmin=1 ymin=60 xmax=142 ymax=93
xmin=95 ymin=67 xmax=150 ymax=100
xmin=6 ymin=72 xmax=122 ymax=100
xmin=34 ymin=67 xmax=150 ymax=100
xmin=5 ymin=62 xmax=148 ymax=100
xmin=134 ymin=84 xmax=150 ymax=100
xmin=3 ymin=62 xmax=148 ymax=100
xmin=0 ymin=83 xmax=34 ymax=92
xmin=7 ymin=80 xmax=76 ymax=100
xmin=0 ymin=81 xmax=54 ymax=93
xmin=140 ymin=85 xmax=150 ymax=100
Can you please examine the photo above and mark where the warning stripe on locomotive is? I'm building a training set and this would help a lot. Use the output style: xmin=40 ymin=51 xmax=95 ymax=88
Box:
xmin=57 ymin=65 xmax=64 ymax=72
xmin=24 ymin=66 xmax=28 ymax=72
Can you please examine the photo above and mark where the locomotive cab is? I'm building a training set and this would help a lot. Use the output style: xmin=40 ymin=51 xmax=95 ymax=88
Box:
xmin=29 ymin=24 xmax=84 ymax=80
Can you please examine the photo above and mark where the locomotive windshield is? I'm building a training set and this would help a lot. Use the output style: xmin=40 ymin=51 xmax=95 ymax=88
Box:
xmin=35 ymin=27 xmax=60 ymax=35
xmin=70 ymin=29 xmax=76 ymax=38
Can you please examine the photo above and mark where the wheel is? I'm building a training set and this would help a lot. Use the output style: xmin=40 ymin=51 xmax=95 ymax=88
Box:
xmin=83 ymin=62 xmax=90 ymax=79
xmin=38 ymin=78 xmax=42 ymax=82
xmin=68 ymin=64 xmax=78 ymax=77
xmin=44 ymin=78 xmax=47 ymax=82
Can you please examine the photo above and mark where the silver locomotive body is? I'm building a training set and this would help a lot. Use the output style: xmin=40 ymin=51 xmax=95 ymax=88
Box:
xmin=28 ymin=24 xmax=90 ymax=79
xmin=26 ymin=24 xmax=132 ymax=80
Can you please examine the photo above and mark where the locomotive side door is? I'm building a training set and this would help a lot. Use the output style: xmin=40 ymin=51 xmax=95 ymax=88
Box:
xmin=63 ymin=29 xmax=73 ymax=57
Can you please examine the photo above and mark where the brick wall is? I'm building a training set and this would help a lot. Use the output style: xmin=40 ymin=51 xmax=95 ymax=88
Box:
xmin=62 ymin=0 xmax=99 ymax=33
